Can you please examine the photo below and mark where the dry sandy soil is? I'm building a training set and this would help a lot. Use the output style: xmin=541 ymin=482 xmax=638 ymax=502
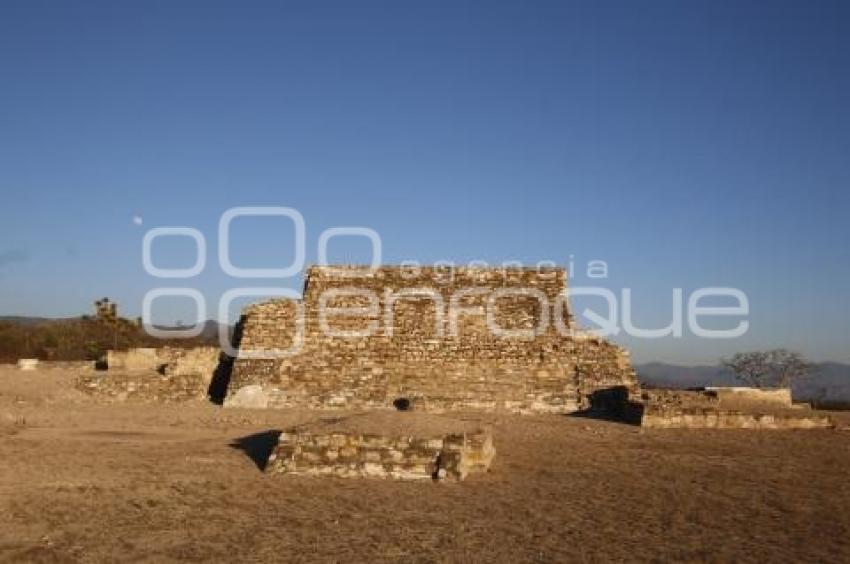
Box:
xmin=1 ymin=366 xmax=849 ymax=563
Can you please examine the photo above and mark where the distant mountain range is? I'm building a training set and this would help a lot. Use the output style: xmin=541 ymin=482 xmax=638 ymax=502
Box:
xmin=636 ymin=362 xmax=740 ymax=388
xmin=636 ymin=362 xmax=850 ymax=405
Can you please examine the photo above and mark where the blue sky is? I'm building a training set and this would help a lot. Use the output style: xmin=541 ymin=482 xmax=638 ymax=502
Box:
xmin=0 ymin=0 xmax=848 ymax=364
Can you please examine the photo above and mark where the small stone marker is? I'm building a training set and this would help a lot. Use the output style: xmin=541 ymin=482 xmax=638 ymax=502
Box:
xmin=17 ymin=359 xmax=39 ymax=371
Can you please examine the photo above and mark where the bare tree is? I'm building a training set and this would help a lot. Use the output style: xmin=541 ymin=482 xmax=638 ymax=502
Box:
xmin=722 ymin=351 xmax=771 ymax=387
xmin=767 ymin=349 xmax=814 ymax=387
xmin=722 ymin=349 xmax=814 ymax=388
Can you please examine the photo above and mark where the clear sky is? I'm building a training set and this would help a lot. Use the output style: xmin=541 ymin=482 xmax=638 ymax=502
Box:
xmin=1 ymin=0 xmax=848 ymax=364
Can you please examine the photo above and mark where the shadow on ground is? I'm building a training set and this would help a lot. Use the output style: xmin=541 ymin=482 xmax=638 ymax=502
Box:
xmin=569 ymin=386 xmax=644 ymax=425
xmin=230 ymin=430 xmax=282 ymax=471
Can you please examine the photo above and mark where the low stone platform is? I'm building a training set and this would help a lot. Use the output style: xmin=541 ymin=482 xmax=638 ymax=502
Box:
xmin=639 ymin=389 xmax=834 ymax=429
xmin=76 ymin=347 xmax=220 ymax=402
xmin=641 ymin=409 xmax=833 ymax=429
xmin=77 ymin=370 xmax=210 ymax=402
xmin=266 ymin=412 xmax=495 ymax=481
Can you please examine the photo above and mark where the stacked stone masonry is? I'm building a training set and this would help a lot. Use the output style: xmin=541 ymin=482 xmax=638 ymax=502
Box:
xmin=78 ymin=346 xmax=220 ymax=402
xmin=228 ymin=265 xmax=638 ymax=413
xmin=639 ymin=389 xmax=833 ymax=429
xmin=267 ymin=426 xmax=495 ymax=481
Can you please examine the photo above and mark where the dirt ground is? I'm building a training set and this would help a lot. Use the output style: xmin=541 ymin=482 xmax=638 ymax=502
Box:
xmin=1 ymin=366 xmax=849 ymax=563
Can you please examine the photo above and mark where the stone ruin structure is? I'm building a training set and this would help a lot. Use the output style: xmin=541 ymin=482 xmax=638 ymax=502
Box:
xmin=77 ymin=346 xmax=220 ymax=402
xmin=639 ymin=387 xmax=833 ymax=429
xmin=69 ymin=265 xmax=832 ymax=481
xmin=226 ymin=265 xmax=638 ymax=413
xmin=266 ymin=412 xmax=495 ymax=481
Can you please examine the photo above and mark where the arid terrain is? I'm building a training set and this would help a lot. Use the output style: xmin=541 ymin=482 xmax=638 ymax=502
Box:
xmin=1 ymin=366 xmax=849 ymax=563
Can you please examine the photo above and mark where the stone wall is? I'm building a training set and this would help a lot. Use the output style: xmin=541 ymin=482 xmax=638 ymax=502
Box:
xmin=267 ymin=426 xmax=494 ymax=481
xmin=160 ymin=347 xmax=221 ymax=383
xmin=78 ymin=346 xmax=220 ymax=402
xmin=639 ymin=389 xmax=833 ymax=429
xmin=25 ymin=360 xmax=94 ymax=372
xmin=704 ymin=387 xmax=793 ymax=408
xmin=106 ymin=346 xmax=219 ymax=377
xmin=641 ymin=410 xmax=833 ymax=429
xmin=228 ymin=265 xmax=637 ymax=413
xmin=106 ymin=348 xmax=161 ymax=371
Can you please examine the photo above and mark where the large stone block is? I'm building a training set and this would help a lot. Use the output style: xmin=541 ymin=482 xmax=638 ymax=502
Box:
xmin=265 ymin=413 xmax=495 ymax=481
